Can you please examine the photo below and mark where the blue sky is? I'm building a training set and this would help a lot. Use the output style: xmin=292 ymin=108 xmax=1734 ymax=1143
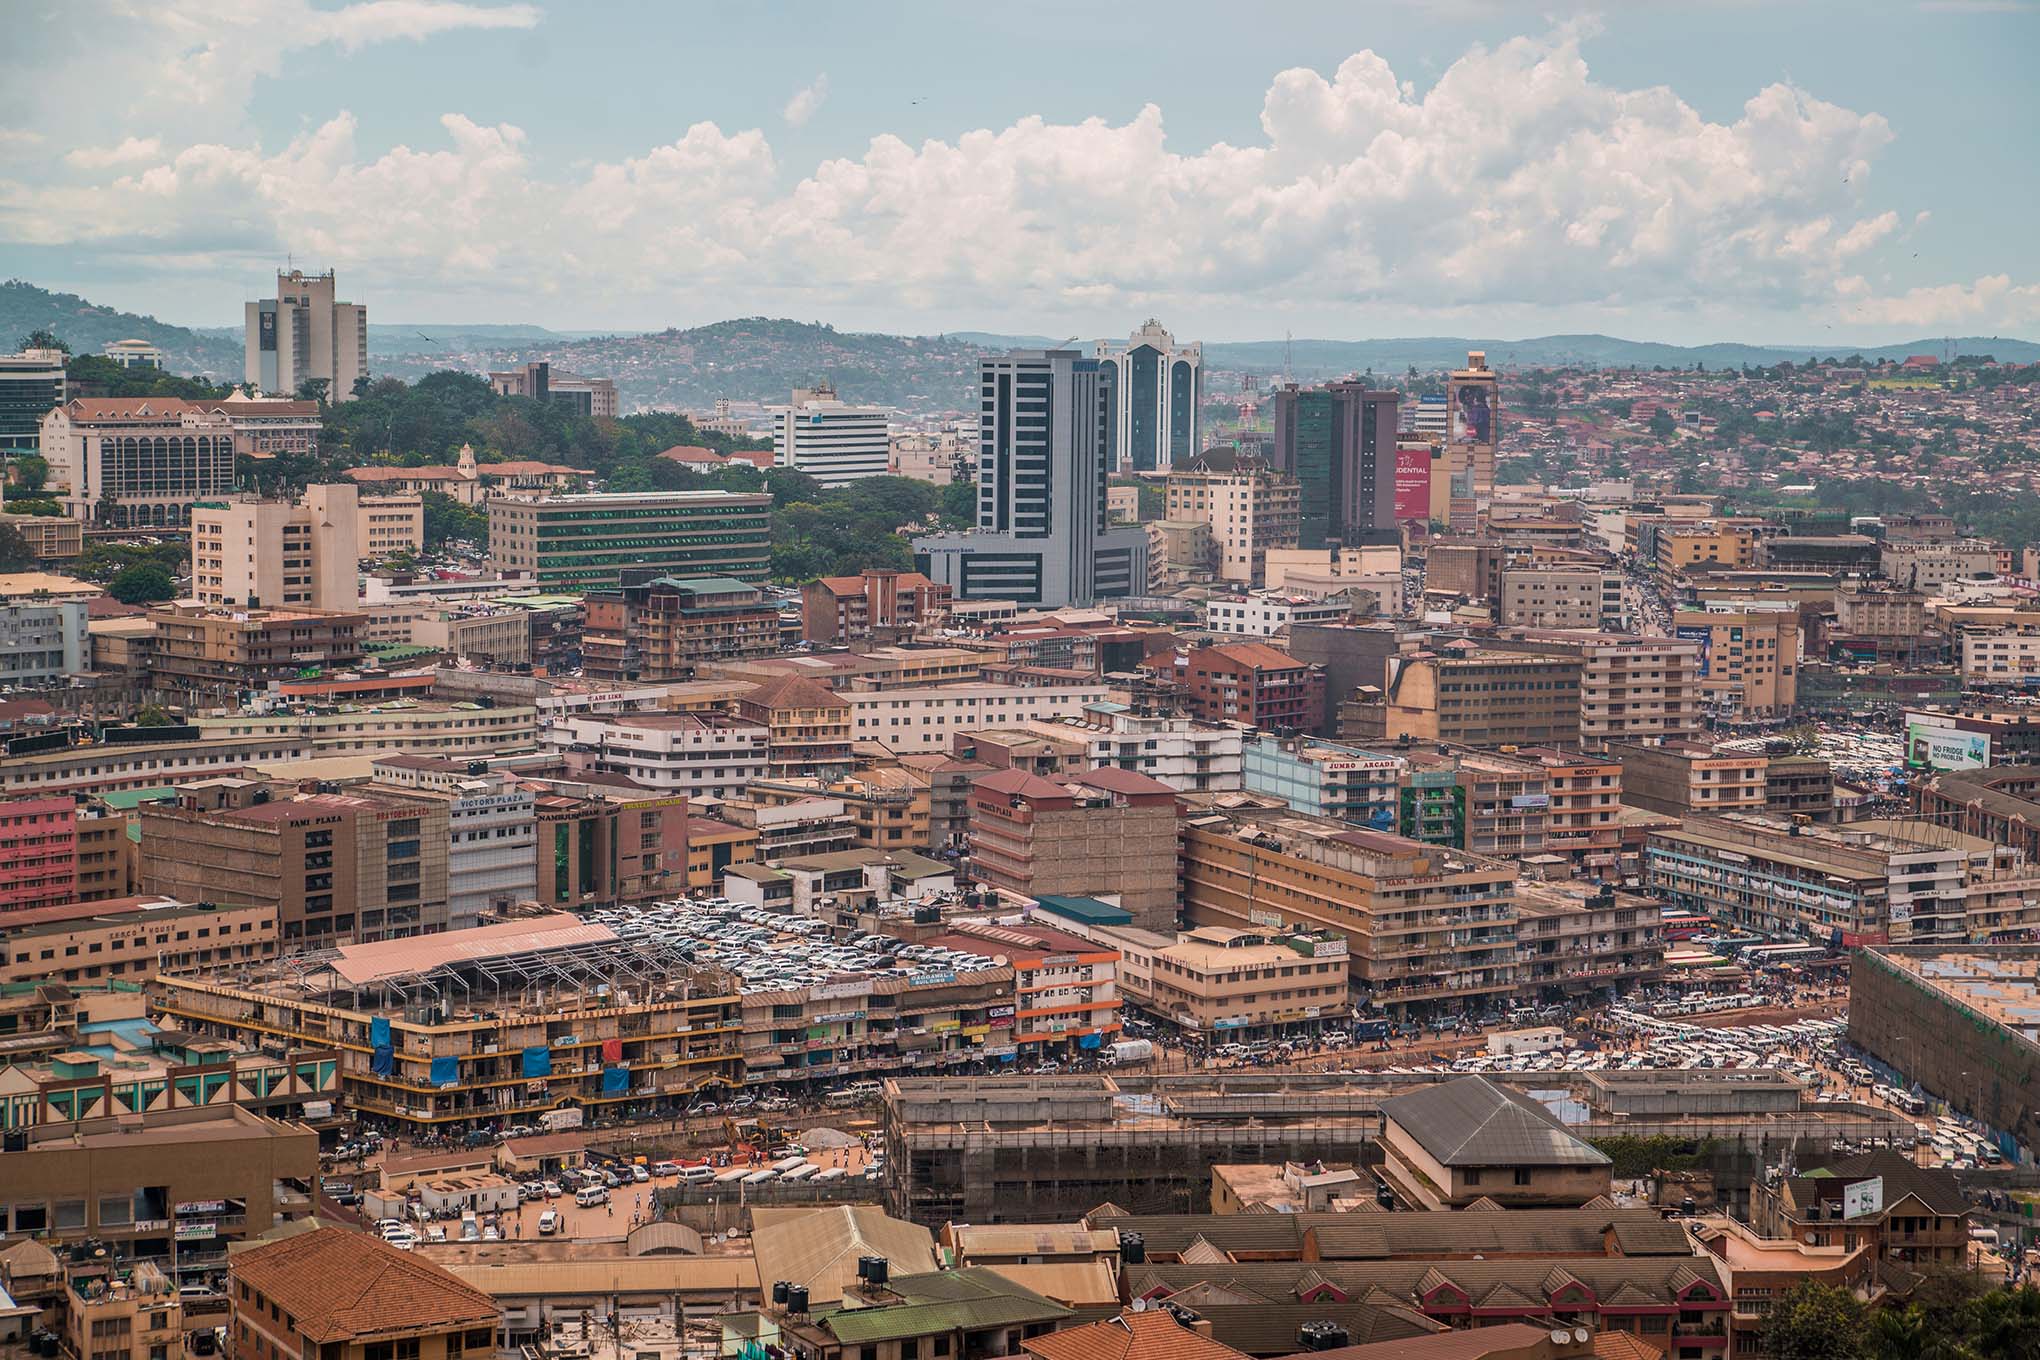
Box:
xmin=2 ymin=0 xmax=2036 ymax=344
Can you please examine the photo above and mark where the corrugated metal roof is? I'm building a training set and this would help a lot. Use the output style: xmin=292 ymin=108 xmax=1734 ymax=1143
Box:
xmin=1379 ymin=1077 xmax=1611 ymax=1168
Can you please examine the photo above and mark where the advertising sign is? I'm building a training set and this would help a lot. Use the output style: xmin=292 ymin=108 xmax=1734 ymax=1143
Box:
xmin=258 ymin=307 xmax=277 ymax=352
xmin=1449 ymin=378 xmax=1495 ymax=447
xmin=1675 ymin=624 xmax=1715 ymax=677
xmin=1842 ymin=1176 xmax=1884 ymax=1219
xmin=1905 ymin=721 xmax=1990 ymax=771
xmin=1394 ymin=442 xmax=1433 ymax=521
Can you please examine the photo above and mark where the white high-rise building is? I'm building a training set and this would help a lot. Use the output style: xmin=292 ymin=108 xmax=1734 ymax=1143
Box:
xmin=1094 ymin=319 xmax=1201 ymax=473
xmin=244 ymin=269 xmax=368 ymax=402
xmin=771 ymin=383 xmax=891 ymax=487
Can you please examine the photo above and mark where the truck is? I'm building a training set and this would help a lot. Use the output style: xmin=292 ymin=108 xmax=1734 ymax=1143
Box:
xmin=538 ymin=1108 xmax=585 ymax=1132
xmin=1105 ymin=1039 xmax=1154 ymax=1065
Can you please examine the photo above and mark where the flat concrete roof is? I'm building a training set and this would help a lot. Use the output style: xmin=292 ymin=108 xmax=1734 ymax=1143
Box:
xmin=1872 ymin=950 xmax=2040 ymax=1035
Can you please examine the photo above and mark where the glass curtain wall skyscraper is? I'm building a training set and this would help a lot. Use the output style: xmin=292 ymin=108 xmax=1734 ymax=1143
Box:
xmin=912 ymin=349 xmax=1147 ymax=607
xmin=1094 ymin=319 xmax=1201 ymax=473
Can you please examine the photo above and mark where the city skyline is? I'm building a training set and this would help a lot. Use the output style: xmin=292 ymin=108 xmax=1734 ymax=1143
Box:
xmin=0 ymin=1 xmax=2037 ymax=345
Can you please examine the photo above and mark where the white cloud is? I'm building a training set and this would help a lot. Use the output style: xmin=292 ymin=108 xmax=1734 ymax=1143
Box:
xmin=783 ymin=74 xmax=830 ymax=129
xmin=9 ymin=24 xmax=2033 ymax=335
xmin=64 ymin=137 xmax=163 ymax=170
xmin=1839 ymin=274 xmax=2040 ymax=329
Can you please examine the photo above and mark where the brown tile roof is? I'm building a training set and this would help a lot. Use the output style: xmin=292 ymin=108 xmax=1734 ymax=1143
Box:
xmin=741 ymin=672 xmax=850 ymax=711
xmin=1201 ymin=642 xmax=1307 ymax=672
xmin=1269 ymin=1322 xmax=1561 ymax=1360
xmin=230 ymin=1226 xmax=496 ymax=1342
xmin=1026 ymin=1309 xmax=1252 ymax=1360
xmin=1592 ymin=1332 xmax=1666 ymax=1360
xmin=63 ymin=397 xmax=206 ymax=419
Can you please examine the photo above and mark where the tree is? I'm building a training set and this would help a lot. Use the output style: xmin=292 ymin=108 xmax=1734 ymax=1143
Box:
xmin=108 ymin=563 xmax=176 ymax=604
xmin=135 ymin=704 xmax=178 ymax=727
xmin=1761 ymin=1281 xmax=1868 ymax=1360
xmin=18 ymin=328 xmax=67 ymax=353
xmin=420 ymin=491 xmax=489 ymax=550
xmin=295 ymin=377 xmax=331 ymax=404
xmin=0 ymin=521 xmax=36 ymax=571
xmin=8 ymin=453 xmax=49 ymax=495
xmin=938 ymin=479 xmax=977 ymax=528
xmin=1649 ymin=409 xmax=1678 ymax=438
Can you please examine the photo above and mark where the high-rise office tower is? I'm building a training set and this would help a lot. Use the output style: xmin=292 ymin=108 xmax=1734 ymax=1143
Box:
xmin=1446 ymin=350 xmax=1499 ymax=510
xmin=1094 ymin=319 xmax=1201 ymax=473
xmin=0 ymin=348 xmax=66 ymax=456
xmin=912 ymin=349 xmax=1147 ymax=607
xmin=1270 ymin=382 xmax=1401 ymax=548
xmin=244 ymin=269 xmax=369 ymax=402
xmin=770 ymin=382 xmax=891 ymax=487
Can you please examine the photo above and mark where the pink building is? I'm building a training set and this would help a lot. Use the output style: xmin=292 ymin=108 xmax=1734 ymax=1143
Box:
xmin=0 ymin=797 xmax=78 ymax=914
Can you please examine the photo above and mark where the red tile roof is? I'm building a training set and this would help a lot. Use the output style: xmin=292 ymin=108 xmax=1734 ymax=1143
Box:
xmin=1026 ymin=1310 xmax=1250 ymax=1360
xmin=741 ymin=672 xmax=850 ymax=711
xmin=230 ymin=1226 xmax=496 ymax=1343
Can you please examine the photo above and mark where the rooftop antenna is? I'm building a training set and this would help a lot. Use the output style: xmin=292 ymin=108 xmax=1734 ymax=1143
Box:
xmin=1284 ymin=330 xmax=1294 ymax=387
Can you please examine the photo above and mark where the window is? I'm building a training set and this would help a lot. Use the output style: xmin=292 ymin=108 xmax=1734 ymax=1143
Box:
xmin=53 ymin=1199 xmax=87 ymax=1230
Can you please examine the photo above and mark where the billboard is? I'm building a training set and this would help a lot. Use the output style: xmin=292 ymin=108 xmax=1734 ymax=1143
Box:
xmin=1842 ymin=1176 xmax=1884 ymax=1220
xmin=1674 ymin=624 xmax=1715 ymax=677
xmin=1906 ymin=720 xmax=1990 ymax=771
xmin=1449 ymin=378 xmax=1494 ymax=446
xmin=258 ymin=306 xmax=277 ymax=352
xmin=1394 ymin=441 xmax=1433 ymax=522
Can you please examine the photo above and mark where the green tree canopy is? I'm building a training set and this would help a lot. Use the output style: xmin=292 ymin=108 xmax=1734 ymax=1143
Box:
xmin=108 ymin=563 xmax=176 ymax=604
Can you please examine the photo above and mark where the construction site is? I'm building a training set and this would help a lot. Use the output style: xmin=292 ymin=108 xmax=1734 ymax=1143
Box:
xmin=878 ymin=1070 xmax=1919 ymax=1225
xmin=1850 ymin=945 xmax=2040 ymax=1156
xmin=147 ymin=913 xmax=746 ymax=1130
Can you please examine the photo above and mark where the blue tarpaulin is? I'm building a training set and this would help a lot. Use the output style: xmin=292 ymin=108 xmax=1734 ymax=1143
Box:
xmin=370 ymin=1016 xmax=391 ymax=1048
xmin=370 ymin=1044 xmax=394 ymax=1076
xmin=430 ymin=1056 xmax=459 ymax=1087
xmin=521 ymin=1045 xmax=552 ymax=1078
xmin=1078 ymin=1032 xmax=1103 ymax=1050
xmin=601 ymin=1065 xmax=628 ymax=1094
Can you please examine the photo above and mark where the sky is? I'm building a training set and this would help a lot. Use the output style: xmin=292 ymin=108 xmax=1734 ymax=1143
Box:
xmin=1 ymin=0 xmax=2037 ymax=346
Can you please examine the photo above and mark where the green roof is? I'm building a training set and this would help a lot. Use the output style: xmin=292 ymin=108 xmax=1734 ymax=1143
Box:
xmin=364 ymin=643 xmax=440 ymax=662
xmin=652 ymin=576 xmax=759 ymax=593
xmin=1033 ymin=895 xmax=1134 ymax=926
xmin=816 ymin=1269 xmax=1069 ymax=1345
xmin=94 ymin=786 xmax=179 ymax=810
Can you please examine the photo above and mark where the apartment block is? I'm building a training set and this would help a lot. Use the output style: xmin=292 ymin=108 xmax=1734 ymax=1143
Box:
xmin=368 ymin=757 xmax=538 ymax=932
xmin=1513 ymin=880 xmax=1664 ymax=1001
xmin=0 ymin=596 xmax=87 ymax=690
xmin=581 ymin=573 xmax=781 ymax=682
xmin=1163 ymin=458 xmax=1302 ymax=585
xmin=1179 ymin=810 xmax=1518 ymax=1017
xmin=487 ymin=490 xmax=772 ymax=590
xmin=1242 ymin=734 xmax=1405 ymax=829
xmin=967 ymin=768 xmax=1180 ymax=930
xmin=546 ymin=712 xmax=770 ymax=801
xmin=357 ymin=493 xmax=423 ymax=557
xmin=1499 ymin=565 xmax=1623 ymax=631
xmin=1671 ymin=609 xmax=1800 ymax=715
xmin=190 ymin=484 xmax=361 ymax=610
xmin=147 ymin=605 xmax=366 ymax=704
xmin=1144 ymin=642 xmax=1325 ymax=734
xmin=1203 ymin=593 xmax=1356 ymax=638
xmin=1646 ymin=814 xmax=1977 ymax=946
xmin=1132 ymin=924 xmax=1351 ymax=1040
xmin=153 ymin=915 xmax=743 ymax=1130
xmin=1614 ymin=741 xmax=1769 ymax=818
xmin=801 ymin=570 xmax=951 ymax=645
xmin=1484 ymin=630 xmax=1705 ymax=751
xmin=0 ymin=796 xmax=79 ymax=914
xmin=1347 ymin=648 xmax=1581 ymax=748
xmin=139 ymin=780 xmax=450 ymax=945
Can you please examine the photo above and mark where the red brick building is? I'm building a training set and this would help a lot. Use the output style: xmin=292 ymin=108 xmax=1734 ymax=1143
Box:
xmin=966 ymin=767 xmax=1180 ymax=930
xmin=801 ymin=569 xmax=951 ymax=644
xmin=1146 ymin=642 xmax=1325 ymax=734
xmin=0 ymin=797 xmax=78 ymax=915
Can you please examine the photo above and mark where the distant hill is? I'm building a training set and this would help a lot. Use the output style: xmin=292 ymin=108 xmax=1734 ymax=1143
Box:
xmin=372 ymin=317 xmax=990 ymax=412
xmin=0 ymin=280 xmax=240 ymax=376
xmin=1199 ymin=334 xmax=2040 ymax=379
